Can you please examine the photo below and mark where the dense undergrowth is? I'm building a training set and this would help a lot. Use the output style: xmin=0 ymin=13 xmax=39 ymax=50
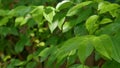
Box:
xmin=0 ymin=0 xmax=120 ymax=68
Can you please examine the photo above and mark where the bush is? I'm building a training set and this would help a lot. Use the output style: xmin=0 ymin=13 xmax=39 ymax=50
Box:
xmin=0 ymin=0 xmax=120 ymax=68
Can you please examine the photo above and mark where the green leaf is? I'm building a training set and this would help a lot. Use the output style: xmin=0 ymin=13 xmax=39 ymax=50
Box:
xmin=63 ymin=19 xmax=76 ymax=32
xmin=46 ymin=36 xmax=58 ymax=46
xmin=15 ymin=17 xmax=24 ymax=26
xmin=0 ymin=27 xmax=18 ymax=36
xmin=11 ymin=6 xmax=32 ymax=16
xmin=20 ymin=14 xmax=31 ymax=26
xmin=111 ymin=32 xmax=120 ymax=63
xmin=15 ymin=14 xmax=31 ymax=26
xmin=48 ymin=21 xmax=58 ymax=33
xmin=67 ymin=50 xmax=77 ymax=66
xmin=7 ymin=59 xmax=26 ymax=68
xmin=102 ymin=61 xmax=120 ymax=68
xmin=85 ymin=15 xmax=99 ymax=34
xmin=56 ymin=12 xmax=66 ymax=30
xmin=109 ymin=9 xmax=118 ymax=17
xmin=15 ymin=41 xmax=24 ymax=53
xmin=67 ymin=1 xmax=92 ymax=16
xmin=77 ymin=36 xmax=94 ymax=63
xmin=96 ymin=23 xmax=120 ymax=35
xmin=9 ymin=27 xmax=18 ymax=36
xmin=0 ymin=17 xmax=9 ymax=26
xmin=48 ymin=12 xmax=66 ymax=33
xmin=56 ymin=1 xmax=72 ymax=10
xmin=76 ymin=7 xmax=92 ymax=24
xmin=69 ymin=64 xmax=89 ymax=68
xmin=56 ymin=50 xmax=76 ymax=67
xmin=57 ymin=35 xmax=94 ymax=65
xmin=92 ymin=35 xmax=113 ymax=60
xmin=31 ymin=6 xmax=44 ymax=26
xmin=95 ymin=22 xmax=120 ymax=35
xmin=43 ymin=7 xmax=55 ymax=23
xmin=46 ymin=50 xmax=58 ymax=68
xmin=99 ymin=18 xmax=112 ymax=24
xmin=26 ymin=61 xmax=37 ymax=68
xmin=27 ymin=54 xmax=33 ymax=61
xmin=0 ymin=9 xmax=9 ymax=16
xmin=98 ymin=2 xmax=120 ymax=14
xmin=15 ymin=35 xmax=31 ymax=53
xmin=74 ymin=24 xmax=88 ymax=36
xmin=56 ymin=37 xmax=82 ymax=65
xmin=7 ymin=59 xmax=18 ymax=68
xmin=39 ymin=46 xmax=56 ymax=62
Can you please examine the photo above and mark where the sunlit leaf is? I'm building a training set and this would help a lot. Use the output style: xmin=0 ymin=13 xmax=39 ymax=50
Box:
xmin=99 ymin=18 xmax=112 ymax=24
xmin=98 ymin=2 xmax=120 ymax=14
xmin=95 ymin=22 xmax=120 ymax=35
xmin=56 ymin=1 xmax=72 ymax=10
xmin=67 ymin=1 xmax=92 ymax=16
xmin=48 ymin=21 xmax=58 ymax=33
xmin=78 ymin=36 xmax=94 ymax=63
xmin=63 ymin=19 xmax=76 ymax=32
xmin=43 ymin=7 xmax=55 ymax=23
xmin=111 ymin=32 xmax=120 ymax=63
xmin=31 ymin=6 xmax=44 ymax=26
xmin=85 ymin=15 xmax=99 ymax=34
xmin=92 ymin=35 xmax=113 ymax=60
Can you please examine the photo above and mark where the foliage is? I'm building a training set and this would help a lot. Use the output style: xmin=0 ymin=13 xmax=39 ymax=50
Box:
xmin=0 ymin=0 xmax=120 ymax=68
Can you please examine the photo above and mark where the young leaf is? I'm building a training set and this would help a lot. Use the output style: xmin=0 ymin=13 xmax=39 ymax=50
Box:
xmin=63 ymin=19 xmax=76 ymax=32
xmin=43 ymin=7 xmax=55 ymax=23
xmin=56 ymin=12 xmax=66 ymax=30
xmin=109 ymin=9 xmax=118 ymax=17
xmin=20 ymin=14 xmax=31 ymax=26
xmin=15 ymin=17 xmax=24 ymax=26
xmin=31 ymin=6 xmax=44 ymax=26
xmin=15 ymin=15 xmax=31 ymax=26
xmin=48 ymin=12 xmax=65 ymax=33
xmin=99 ymin=18 xmax=112 ymax=24
xmin=48 ymin=21 xmax=58 ymax=33
xmin=67 ymin=1 xmax=92 ymax=16
xmin=56 ymin=1 xmax=72 ymax=10
xmin=85 ymin=15 xmax=99 ymax=34
xmin=95 ymin=22 xmax=120 ymax=35
xmin=98 ymin=2 xmax=120 ymax=14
